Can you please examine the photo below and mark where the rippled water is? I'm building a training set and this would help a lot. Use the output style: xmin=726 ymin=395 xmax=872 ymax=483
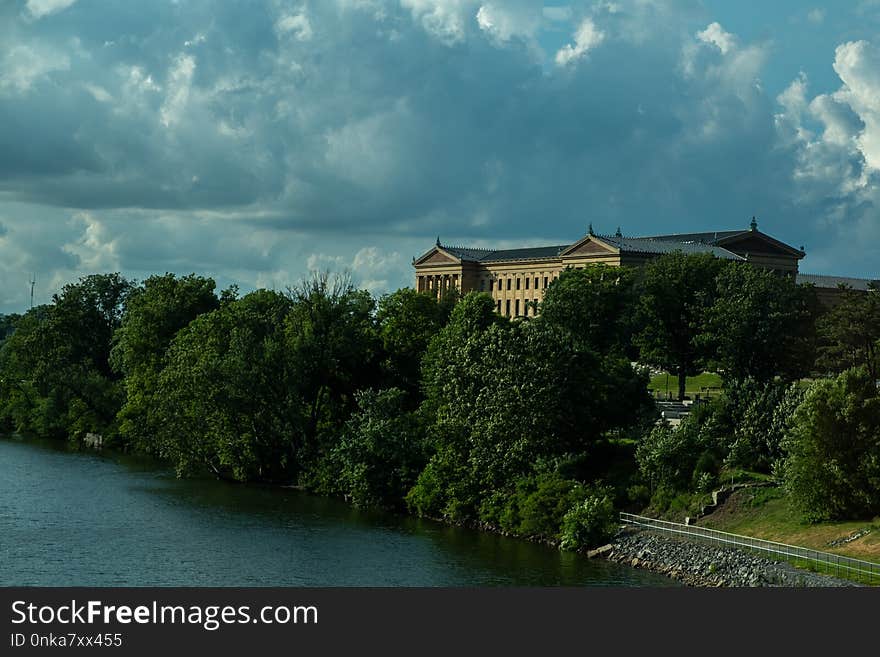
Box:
xmin=0 ymin=436 xmax=677 ymax=586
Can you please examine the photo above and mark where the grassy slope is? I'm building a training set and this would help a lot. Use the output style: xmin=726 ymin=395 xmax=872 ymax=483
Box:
xmin=698 ymin=487 xmax=880 ymax=564
xmin=648 ymin=371 xmax=722 ymax=397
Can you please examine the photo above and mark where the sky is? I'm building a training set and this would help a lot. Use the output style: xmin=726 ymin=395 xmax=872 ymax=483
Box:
xmin=1 ymin=0 xmax=880 ymax=312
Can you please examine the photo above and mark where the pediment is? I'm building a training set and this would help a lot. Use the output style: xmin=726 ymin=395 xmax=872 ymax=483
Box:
xmin=716 ymin=231 xmax=804 ymax=259
xmin=414 ymin=247 xmax=460 ymax=266
xmin=559 ymin=235 xmax=618 ymax=258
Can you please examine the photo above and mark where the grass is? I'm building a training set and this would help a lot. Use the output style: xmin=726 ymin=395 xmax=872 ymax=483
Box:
xmin=648 ymin=371 xmax=723 ymax=398
xmin=698 ymin=487 xmax=880 ymax=568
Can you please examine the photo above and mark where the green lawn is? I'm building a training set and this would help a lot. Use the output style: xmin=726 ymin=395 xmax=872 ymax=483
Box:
xmin=699 ymin=487 xmax=880 ymax=566
xmin=648 ymin=371 xmax=722 ymax=397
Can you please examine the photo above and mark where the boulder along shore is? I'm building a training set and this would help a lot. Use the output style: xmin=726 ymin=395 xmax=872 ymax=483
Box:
xmin=600 ymin=527 xmax=860 ymax=587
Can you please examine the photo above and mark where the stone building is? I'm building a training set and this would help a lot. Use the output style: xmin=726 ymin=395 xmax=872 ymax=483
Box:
xmin=412 ymin=220 xmax=875 ymax=316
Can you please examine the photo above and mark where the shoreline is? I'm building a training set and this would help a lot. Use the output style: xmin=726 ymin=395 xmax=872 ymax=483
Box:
xmin=601 ymin=526 xmax=860 ymax=587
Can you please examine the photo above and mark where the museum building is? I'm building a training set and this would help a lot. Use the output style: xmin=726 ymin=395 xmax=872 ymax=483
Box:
xmin=412 ymin=219 xmax=876 ymax=316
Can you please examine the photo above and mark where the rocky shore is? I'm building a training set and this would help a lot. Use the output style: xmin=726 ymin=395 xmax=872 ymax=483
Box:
xmin=601 ymin=527 xmax=859 ymax=587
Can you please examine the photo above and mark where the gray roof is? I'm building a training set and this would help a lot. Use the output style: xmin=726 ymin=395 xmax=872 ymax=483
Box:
xmin=797 ymin=273 xmax=879 ymax=291
xmin=597 ymin=235 xmax=746 ymax=260
xmin=441 ymin=244 xmax=568 ymax=263
xmin=641 ymin=230 xmax=748 ymax=245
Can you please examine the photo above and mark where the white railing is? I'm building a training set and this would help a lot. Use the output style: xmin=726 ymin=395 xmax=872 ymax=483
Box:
xmin=620 ymin=512 xmax=879 ymax=585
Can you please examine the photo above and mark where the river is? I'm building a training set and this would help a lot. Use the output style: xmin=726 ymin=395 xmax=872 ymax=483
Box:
xmin=0 ymin=436 xmax=677 ymax=586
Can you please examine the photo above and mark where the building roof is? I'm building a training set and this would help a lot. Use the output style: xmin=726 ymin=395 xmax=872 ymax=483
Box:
xmin=641 ymin=230 xmax=748 ymax=245
xmin=797 ymin=273 xmax=879 ymax=291
xmin=596 ymin=235 xmax=746 ymax=260
xmin=441 ymin=244 xmax=569 ymax=263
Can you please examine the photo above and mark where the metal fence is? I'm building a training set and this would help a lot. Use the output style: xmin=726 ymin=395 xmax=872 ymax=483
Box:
xmin=620 ymin=512 xmax=879 ymax=585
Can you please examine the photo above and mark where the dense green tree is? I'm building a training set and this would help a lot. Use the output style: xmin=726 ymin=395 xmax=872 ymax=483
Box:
xmin=375 ymin=288 xmax=450 ymax=403
xmin=0 ymin=274 xmax=133 ymax=440
xmin=540 ymin=264 xmax=638 ymax=356
xmin=816 ymin=285 xmax=880 ymax=381
xmin=703 ymin=264 xmax=818 ymax=383
xmin=284 ymin=273 xmax=380 ymax=480
xmin=781 ymin=368 xmax=880 ymax=521
xmin=153 ymin=289 xmax=294 ymax=480
xmin=411 ymin=292 xmax=652 ymax=521
xmin=331 ymin=388 xmax=427 ymax=509
xmin=110 ymin=273 xmax=219 ymax=451
xmin=635 ymin=252 xmax=726 ymax=400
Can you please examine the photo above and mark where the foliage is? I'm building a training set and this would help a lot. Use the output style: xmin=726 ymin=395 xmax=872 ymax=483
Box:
xmin=0 ymin=275 xmax=133 ymax=441
xmin=375 ymin=288 xmax=450 ymax=404
xmin=110 ymin=273 xmax=219 ymax=452
xmin=559 ymin=485 xmax=617 ymax=551
xmin=540 ymin=264 xmax=638 ymax=357
xmin=332 ymin=388 xmax=427 ymax=509
xmin=703 ymin=264 xmax=818 ymax=383
xmin=816 ymin=285 xmax=880 ymax=381
xmin=413 ymin=291 xmax=651 ymax=522
xmin=781 ymin=368 xmax=880 ymax=521
xmin=634 ymin=252 xmax=726 ymax=400
xmin=153 ymin=289 xmax=295 ymax=480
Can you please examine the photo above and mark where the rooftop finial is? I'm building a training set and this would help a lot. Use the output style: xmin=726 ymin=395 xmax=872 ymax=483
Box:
xmin=436 ymin=235 xmax=441 ymax=247
xmin=588 ymin=222 xmax=594 ymax=236
xmin=615 ymin=226 xmax=622 ymax=238
xmin=750 ymin=216 xmax=758 ymax=231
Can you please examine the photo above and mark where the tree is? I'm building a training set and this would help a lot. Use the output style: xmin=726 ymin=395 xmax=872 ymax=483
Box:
xmin=539 ymin=264 xmax=638 ymax=357
xmin=375 ymin=288 xmax=450 ymax=404
xmin=153 ymin=289 xmax=295 ymax=480
xmin=332 ymin=388 xmax=427 ymax=509
xmin=111 ymin=273 xmax=219 ymax=452
xmin=635 ymin=252 xmax=726 ymax=400
xmin=816 ymin=285 xmax=880 ymax=381
xmin=0 ymin=274 xmax=133 ymax=440
xmin=411 ymin=292 xmax=652 ymax=521
xmin=703 ymin=264 xmax=818 ymax=383
xmin=781 ymin=367 xmax=880 ymax=521
xmin=284 ymin=272 xmax=380 ymax=481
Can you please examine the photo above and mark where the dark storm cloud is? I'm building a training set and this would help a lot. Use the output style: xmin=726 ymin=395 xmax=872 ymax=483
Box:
xmin=0 ymin=0 xmax=878 ymax=313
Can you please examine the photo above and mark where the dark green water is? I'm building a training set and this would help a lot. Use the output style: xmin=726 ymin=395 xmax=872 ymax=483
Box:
xmin=0 ymin=436 xmax=677 ymax=586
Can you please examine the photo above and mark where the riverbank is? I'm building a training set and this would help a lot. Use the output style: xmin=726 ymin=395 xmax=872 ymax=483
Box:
xmin=602 ymin=526 xmax=858 ymax=586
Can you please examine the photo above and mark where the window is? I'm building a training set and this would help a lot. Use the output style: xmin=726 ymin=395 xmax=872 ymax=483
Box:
xmin=543 ymin=277 xmax=548 ymax=288
xmin=489 ymin=279 xmax=494 ymax=292
xmin=534 ymin=277 xmax=539 ymax=289
xmin=507 ymin=278 xmax=511 ymax=291
xmin=479 ymin=279 xmax=485 ymax=291
xmin=515 ymin=299 xmax=520 ymax=316
xmin=525 ymin=277 xmax=530 ymax=290
xmin=496 ymin=299 xmax=501 ymax=313
xmin=516 ymin=277 xmax=520 ymax=290
xmin=505 ymin=299 xmax=511 ymax=316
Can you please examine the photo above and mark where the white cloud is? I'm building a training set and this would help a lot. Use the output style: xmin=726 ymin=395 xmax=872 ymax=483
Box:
xmin=696 ymin=22 xmax=735 ymax=55
xmin=807 ymin=8 xmax=826 ymax=25
xmin=62 ymin=212 xmax=120 ymax=271
xmin=25 ymin=0 xmax=77 ymax=19
xmin=832 ymin=40 xmax=880 ymax=170
xmin=400 ymin=0 xmax=476 ymax=45
xmin=276 ymin=11 xmax=313 ymax=41
xmin=0 ymin=44 xmax=70 ymax=94
xmin=476 ymin=2 xmax=542 ymax=44
xmin=555 ymin=18 xmax=605 ymax=66
xmin=83 ymin=83 xmax=112 ymax=103
xmin=159 ymin=54 xmax=196 ymax=128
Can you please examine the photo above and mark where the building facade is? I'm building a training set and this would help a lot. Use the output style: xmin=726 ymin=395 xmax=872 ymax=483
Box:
xmin=413 ymin=221 xmax=874 ymax=316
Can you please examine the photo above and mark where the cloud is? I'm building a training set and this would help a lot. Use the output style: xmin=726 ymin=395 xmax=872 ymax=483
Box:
xmin=0 ymin=44 xmax=70 ymax=94
xmin=807 ymin=8 xmax=826 ymax=25
xmin=555 ymin=18 xmax=605 ymax=66
xmin=25 ymin=0 xmax=77 ymax=19
xmin=696 ymin=22 xmax=734 ymax=55
xmin=159 ymin=54 xmax=196 ymax=128
xmin=0 ymin=0 xmax=879 ymax=312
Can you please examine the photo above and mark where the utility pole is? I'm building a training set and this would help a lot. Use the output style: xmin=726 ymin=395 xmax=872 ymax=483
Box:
xmin=29 ymin=274 xmax=35 ymax=309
